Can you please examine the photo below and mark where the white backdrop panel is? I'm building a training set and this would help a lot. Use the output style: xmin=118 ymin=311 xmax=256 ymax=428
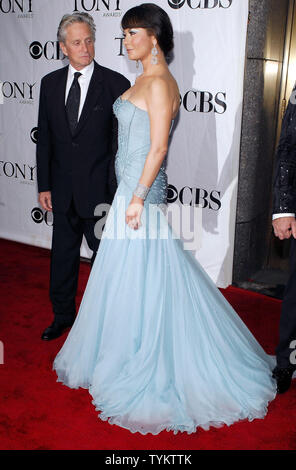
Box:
xmin=0 ymin=0 xmax=248 ymax=287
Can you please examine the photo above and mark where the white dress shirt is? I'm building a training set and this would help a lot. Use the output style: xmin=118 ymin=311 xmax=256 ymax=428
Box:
xmin=273 ymin=213 xmax=295 ymax=220
xmin=65 ymin=60 xmax=94 ymax=120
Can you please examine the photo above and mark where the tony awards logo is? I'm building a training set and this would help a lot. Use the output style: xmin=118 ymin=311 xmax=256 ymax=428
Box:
xmin=0 ymin=161 xmax=36 ymax=183
xmin=0 ymin=0 xmax=33 ymax=15
xmin=73 ymin=0 xmax=121 ymax=15
xmin=0 ymin=81 xmax=36 ymax=104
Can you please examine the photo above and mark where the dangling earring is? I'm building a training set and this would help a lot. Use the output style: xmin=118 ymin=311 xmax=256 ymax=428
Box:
xmin=151 ymin=44 xmax=158 ymax=65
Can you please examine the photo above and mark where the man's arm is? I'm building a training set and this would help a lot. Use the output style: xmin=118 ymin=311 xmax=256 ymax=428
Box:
xmin=36 ymin=78 xmax=52 ymax=211
xmin=273 ymin=89 xmax=296 ymax=216
xmin=272 ymin=87 xmax=296 ymax=240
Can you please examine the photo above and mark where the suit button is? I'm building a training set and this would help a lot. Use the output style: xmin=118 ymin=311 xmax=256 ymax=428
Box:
xmin=72 ymin=142 xmax=79 ymax=148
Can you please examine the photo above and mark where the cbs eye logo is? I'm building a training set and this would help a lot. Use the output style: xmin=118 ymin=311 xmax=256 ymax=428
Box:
xmin=29 ymin=41 xmax=65 ymax=60
xmin=168 ymin=0 xmax=186 ymax=7
xmin=167 ymin=184 xmax=178 ymax=203
xmin=167 ymin=0 xmax=232 ymax=8
xmin=29 ymin=41 xmax=43 ymax=60
xmin=30 ymin=127 xmax=38 ymax=144
xmin=31 ymin=207 xmax=43 ymax=223
xmin=31 ymin=207 xmax=53 ymax=226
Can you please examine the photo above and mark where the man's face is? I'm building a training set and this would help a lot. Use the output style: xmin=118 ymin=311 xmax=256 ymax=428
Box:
xmin=60 ymin=22 xmax=95 ymax=70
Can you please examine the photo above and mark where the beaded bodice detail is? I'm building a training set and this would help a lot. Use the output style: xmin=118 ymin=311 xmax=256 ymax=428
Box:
xmin=113 ymin=97 xmax=168 ymax=204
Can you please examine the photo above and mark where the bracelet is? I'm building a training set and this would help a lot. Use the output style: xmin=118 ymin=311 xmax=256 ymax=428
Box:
xmin=133 ymin=182 xmax=150 ymax=200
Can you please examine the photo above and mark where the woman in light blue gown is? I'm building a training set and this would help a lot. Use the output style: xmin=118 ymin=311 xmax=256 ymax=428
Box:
xmin=53 ymin=3 xmax=277 ymax=435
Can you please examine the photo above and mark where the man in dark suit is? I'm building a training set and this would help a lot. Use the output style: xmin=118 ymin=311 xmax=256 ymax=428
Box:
xmin=37 ymin=12 xmax=130 ymax=340
xmin=272 ymin=87 xmax=296 ymax=392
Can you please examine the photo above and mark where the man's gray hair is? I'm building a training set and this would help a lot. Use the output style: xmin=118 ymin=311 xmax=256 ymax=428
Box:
xmin=57 ymin=12 xmax=96 ymax=43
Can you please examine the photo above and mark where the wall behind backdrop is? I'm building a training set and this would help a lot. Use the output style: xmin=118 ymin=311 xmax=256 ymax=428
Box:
xmin=0 ymin=0 xmax=248 ymax=287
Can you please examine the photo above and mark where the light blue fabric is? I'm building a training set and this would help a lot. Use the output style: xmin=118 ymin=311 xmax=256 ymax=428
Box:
xmin=53 ymin=97 xmax=277 ymax=435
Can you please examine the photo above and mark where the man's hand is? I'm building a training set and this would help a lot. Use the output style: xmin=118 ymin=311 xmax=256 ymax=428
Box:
xmin=272 ymin=216 xmax=296 ymax=240
xmin=39 ymin=191 xmax=52 ymax=212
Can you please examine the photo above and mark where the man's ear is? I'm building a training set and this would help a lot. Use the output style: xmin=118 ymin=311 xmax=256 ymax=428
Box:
xmin=59 ymin=41 xmax=68 ymax=57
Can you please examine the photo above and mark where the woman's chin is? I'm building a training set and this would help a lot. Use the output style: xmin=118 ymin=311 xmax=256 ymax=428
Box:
xmin=128 ymin=53 xmax=138 ymax=62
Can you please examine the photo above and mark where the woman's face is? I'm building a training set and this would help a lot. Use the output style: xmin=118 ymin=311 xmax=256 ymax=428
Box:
xmin=123 ymin=27 xmax=156 ymax=61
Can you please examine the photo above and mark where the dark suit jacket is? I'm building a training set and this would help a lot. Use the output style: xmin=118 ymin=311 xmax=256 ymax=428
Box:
xmin=273 ymin=86 xmax=296 ymax=214
xmin=36 ymin=60 xmax=130 ymax=217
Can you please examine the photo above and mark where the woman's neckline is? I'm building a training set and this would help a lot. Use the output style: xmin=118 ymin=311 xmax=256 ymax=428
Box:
xmin=118 ymin=96 xmax=176 ymax=124
xmin=119 ymin=96 xmax=148 ymax=114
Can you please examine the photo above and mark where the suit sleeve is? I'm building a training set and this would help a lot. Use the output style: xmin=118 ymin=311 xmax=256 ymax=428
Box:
xmin=273 ymin=88 xmax=296 ymax=214
xmin=36 ymin=78 xmax=52 ymax=193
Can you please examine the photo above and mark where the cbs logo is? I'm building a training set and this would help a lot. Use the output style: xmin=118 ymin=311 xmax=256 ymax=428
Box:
xmin=29 ymin=41 xmax=65 ymax=60
xmin=31 ymin=207 xmax=53 ymax=225
xmin=167 ymin=0 xmax=232 ymax=9
xmin=168 ymin=0 xmax=186 ymax=7
xmin=30 ymin=127 xmax=38 ymax=144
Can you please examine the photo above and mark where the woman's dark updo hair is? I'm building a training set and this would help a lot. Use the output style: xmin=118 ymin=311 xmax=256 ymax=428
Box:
xmin=121 ymin=3 xmax=174 ymax=57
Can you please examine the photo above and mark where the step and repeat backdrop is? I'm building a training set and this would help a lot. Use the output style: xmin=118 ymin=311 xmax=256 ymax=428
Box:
xmin=0 ymin=0 xmax=248 ymax=287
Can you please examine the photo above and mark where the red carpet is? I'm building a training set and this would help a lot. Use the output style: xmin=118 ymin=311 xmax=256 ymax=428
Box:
xmin=0 ymin=238 xmax=295 ymax=450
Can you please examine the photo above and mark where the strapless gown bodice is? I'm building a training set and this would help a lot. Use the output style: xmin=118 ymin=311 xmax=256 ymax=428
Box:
xmin=113 ymin=96 xmax=168 ymax=205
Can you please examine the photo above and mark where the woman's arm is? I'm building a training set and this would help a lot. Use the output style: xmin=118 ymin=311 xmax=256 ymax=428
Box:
xmin=139 ymin=78 xmax=172 ymax=187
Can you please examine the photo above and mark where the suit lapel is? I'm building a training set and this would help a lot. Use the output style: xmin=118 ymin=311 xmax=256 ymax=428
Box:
xmin=74 ymin=61 xmax=104 ymax=137
xmin=56 ymin=65 xmax=72 ymax=138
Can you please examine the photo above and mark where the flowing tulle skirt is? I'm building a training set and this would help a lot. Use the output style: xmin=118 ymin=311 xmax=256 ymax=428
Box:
xmin=53 ymin=181 xmax=276 ymax=435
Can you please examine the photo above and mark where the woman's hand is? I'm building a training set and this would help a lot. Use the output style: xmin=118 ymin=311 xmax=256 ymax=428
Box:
xmin=126 ymin=195 xmax=144 ymax=230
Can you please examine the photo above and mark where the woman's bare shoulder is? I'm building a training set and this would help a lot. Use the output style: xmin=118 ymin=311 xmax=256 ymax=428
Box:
xmin=137 ymin=72 xmax=179 ymax=115
xmin=145 ymin=73 xmax=178 ymax=99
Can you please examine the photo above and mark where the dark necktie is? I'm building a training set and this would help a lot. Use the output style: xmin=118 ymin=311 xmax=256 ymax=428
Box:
xmin=66 ymin=71 xmax=82 ymax=134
